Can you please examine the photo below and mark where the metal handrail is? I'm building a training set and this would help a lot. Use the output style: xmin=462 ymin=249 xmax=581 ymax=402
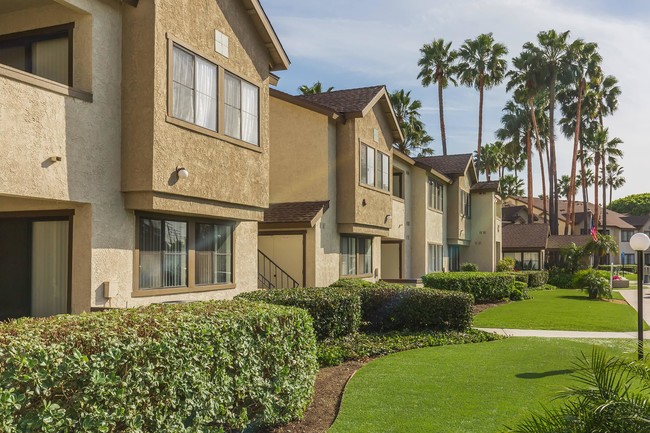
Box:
xmin=258 ymin=250 xmax=300 ymax=289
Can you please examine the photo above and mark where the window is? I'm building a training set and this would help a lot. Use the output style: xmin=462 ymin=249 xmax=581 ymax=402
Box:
xmin=169 ymin=41 xmax=260 ymax=146
xmin=645 ymin=253 xmax=650 ymax=267
xmin=428 ymin=244 xmax=443 ymax=273
xmin=623 ymin=253 xmax=635 ymax=265
xmin=448 ymin=245 xmax=460 ymax=272
xmin=393 ymin=172 xmax=404 ymax=199
xmin=360 ymin=144 xmax=376 ymax=187
xmin=378 ymin=152 xmax=390 ymax=191
xmin=195 ymin=223 xmax=233 ymax=285
xmin=0 ymin=23 xmax=73 ymax=86
xmin=172 ymin=45 xmax=218 ymax=131
xmin=621 ymin=230 xmax=635 ymax=242
xmin=428 ymin=178 xmax=444 ymax=211
xmin=461 ymin=190 xmax=471 ymax=218
xmin=522 ymin=252 xmax=540 ymax=270
xmin=224 ymin=71 xmax=259 ymax=145
xmin=340 ymin=236 xmax=372 ymax=276
xmin=137 ymin=215 xmax=234 ymax=292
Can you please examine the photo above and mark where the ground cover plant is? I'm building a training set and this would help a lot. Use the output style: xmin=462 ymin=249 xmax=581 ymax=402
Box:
xmin=330 ymin=338 xmax=637 ymax=433
xmin=0 ymin=301 xmax=318 ymax=433
xmin=473 ymin=288 xmax=646 ymax=332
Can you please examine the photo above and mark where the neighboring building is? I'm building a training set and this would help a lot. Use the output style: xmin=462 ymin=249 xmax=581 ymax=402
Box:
xmin=0 ymin=0 xmax=289 ymax=319
xmin=621 ymin=214 xmax=650 ymax=266
xmin=261 ymin=86 xmax=403 ymax=287
xmin=502 ymin=224 xmax=549 ymax=270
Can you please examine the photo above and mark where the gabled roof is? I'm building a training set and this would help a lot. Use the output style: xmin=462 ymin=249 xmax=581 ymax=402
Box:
xmin=622 ymin=214 xmax=650 ymax=228
xmin=296 ymin=86 xmax=403 ymax=143
xmin=270 ymin=88 xmax=340 ymax=120
xmin=240 ymin=0 xmax=290 ymax=71
xmin=263 ymin=201 xmax=329 ymax=226
xmin=502 ymin=205 xmax=538 ymax=223
xmin=471 ymin=180 xmax=500 ymax=193
xmin=503 ymin=223 xmax=549 ymax=251
xmin=546 ymin=235 xmax=592 ymax=250
xmin=414 ymin=154 xmax=475 ymax=178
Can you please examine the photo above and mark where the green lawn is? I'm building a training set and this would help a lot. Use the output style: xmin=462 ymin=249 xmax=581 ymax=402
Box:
xmin=473 ymin=289 xmax=647 ymax=332
xmin=329 ymin=338 xmax=637 ymax=433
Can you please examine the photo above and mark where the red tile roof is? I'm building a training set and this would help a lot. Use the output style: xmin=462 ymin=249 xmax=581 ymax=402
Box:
xmin=263 ymin=201 xmax=329 ymax=225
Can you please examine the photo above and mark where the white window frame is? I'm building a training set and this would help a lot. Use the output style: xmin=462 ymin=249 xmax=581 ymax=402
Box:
xmin=428 ymin=244 xmax=443 ymax=273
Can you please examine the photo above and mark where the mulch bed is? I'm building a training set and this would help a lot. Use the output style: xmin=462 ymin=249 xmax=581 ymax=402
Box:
xmin=263 ymin=360 xmax=368 ymax=433
xmin=473 ymin=301 xmax=506 ymax=315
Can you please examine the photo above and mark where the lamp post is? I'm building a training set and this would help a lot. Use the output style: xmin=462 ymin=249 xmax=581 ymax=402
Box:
xmin=630 ymin=232 xmax=650 ymax=360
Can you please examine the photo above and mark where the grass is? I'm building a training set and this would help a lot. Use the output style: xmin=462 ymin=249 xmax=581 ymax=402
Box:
xmin=473 ymin=288 xmax=647 ymax=332
xmin=329 ymin=338 xmax=638 ymax=433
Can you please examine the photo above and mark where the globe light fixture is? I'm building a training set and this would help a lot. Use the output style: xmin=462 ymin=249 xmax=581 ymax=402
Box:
xmin=176 ymin=167 xmax=189 ymax=179
xmin=630 ymin=232 xmax=650 ymax=360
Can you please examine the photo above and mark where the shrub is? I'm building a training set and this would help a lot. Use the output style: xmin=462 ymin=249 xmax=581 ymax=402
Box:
xmin=422 ymin=272 xmax=515 ymax=303
xmin=351 ymin=285 xmax=473 ymax=332
xmin=236 ymin=287 xmax=361 ymax=340
xmin=572 ymin=269 xmax=612 ymax=299
xmin=548 ymin=267 xmax=574 ymax=289
xmin=598 ymin=264 xmax=636 ymax=274
xmin=507 ymin=272 xmax=529 ymax=284
xmin=0 ymin=301 xmax=318 ymax=432
xmin=510 ymin=281 xmax=529 ymax=301
xmin=329 ymin=278 xmax=375 ymax=288
xmin=571 ymin=269 xmax=611 ymax=290
xmin=460 ymin=262 xmax=479 ymax=272
xmin=497 ymin=257 xmax=516 ymax=272
xmin=526 ymin=270 xmax=549 ymax=288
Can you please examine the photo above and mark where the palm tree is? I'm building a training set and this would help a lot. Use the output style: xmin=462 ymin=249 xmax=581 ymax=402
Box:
xmin=587 ymin=127 xmax=622 ymax=232
xmin=456 ymin=33 xmax=508 ymax=161
xmin=500 ymin=174 xmax=524 ymax=198
xmin=558 ymin=175 xmax=571 ymax=200
xmin=474 ymin=142 xmax=502 ymax=181
xmin=524 ymin=30 xmax=571 ymax=235
xmin=497 ymin=97 xmax=534 ymax=223
xmin=298 ymin=81 xmax=334 ymax=95
xmin=418 ymin=39 xmax=458 ymax=156
xmin=604 ymin=161 xmax=626 ymax=205
xmin=389 ymin=89 xmax=434 ymax=156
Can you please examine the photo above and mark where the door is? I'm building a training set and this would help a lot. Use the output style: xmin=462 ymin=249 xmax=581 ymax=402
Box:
xmin=258 ymin=234 xmax=304 ymax=287
xmin=0 ymin=220 xmax=31 ymax=320
xmin=381 ymin=241 xmax=401 ymax=279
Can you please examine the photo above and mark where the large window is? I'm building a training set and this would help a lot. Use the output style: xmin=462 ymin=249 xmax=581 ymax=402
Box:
xmin=170 ymin=42 xmax=260 ymax=146
xmin=623 ymin=253 xmax=635 ymax=265
xmin=621 ymin=230 xmax=635 ymax=242
xmin=137 ymin=215 xmax=234 ymax=292
xmin=428 ymin=244 xmax=443 ymax=273
xmin=461 ymin=190 xmax=471 ymax=218
xmin=340 ymin=236 xmax=372 ymax=276
xmin=428 ymin=178 xmax=444 ymax=211
xmin=0 ymin=23 xmax=73 ymax=86
xmin=360 ymin=144 xmax=389 ymax=191
xmin=504 ymin=251 xmax=540 ymax=270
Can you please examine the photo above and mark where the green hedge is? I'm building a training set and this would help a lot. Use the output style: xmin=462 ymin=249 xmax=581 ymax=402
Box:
xmin=422 ymin=272 xmax=515 ymax=303
xmin=236 ymin=287 xmax=362 ymax=340
xmin=351 ymin=285 xmax=473 ymax=332
xmin=0 ymin=301 xmax=318 ymax=432
xmin=508 ymin=271 xmax=549 ymax=288
xmin=329 ymin=278 xmax=375 ymax=288
xmin=507 ymin=272 xmax=529 ymax=284
xmin=598 ymin=265 xmax=636 ymax=274
xmin=510 ymin=281 xmax=529 ymax=301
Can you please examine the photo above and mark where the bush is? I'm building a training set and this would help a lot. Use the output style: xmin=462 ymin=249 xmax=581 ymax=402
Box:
xmin=510 ymin=281 xmax=529 ymax=301
xmin=507 ymin=272 xmax=529 ymax=284
xmin=237 ymin=287 xmax=361 ymax=340
xmin=460 ymin=262 xmax=479 ymax=272
xmin=572 ymin=269 xmax=612 ymax=299
xmin=0 ymin=301 xmax=318 ymax=432
xmin=497 ymin=257 xmax=516 ymax=272
xmin=422 ymin=272 xmax=515 ymax=303
xmin=351 ymin=285 xmax=473 ymax=332
xmin=526 ymin=270 xmax=549 ymax=288
xmin=548 ymin=267 xmax=574 ymax=289
xmin=329 ymin=278 xmax=375 ymax=288
xmin=571 ymin=269 xmax=611 ymax=290
xmin=598 ymin=264 xmax=636 ymax=274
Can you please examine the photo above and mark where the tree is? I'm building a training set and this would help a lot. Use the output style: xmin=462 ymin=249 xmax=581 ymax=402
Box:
xmin=389 ymin=89 xmax=434 ymax=156
xmin=604 ymin=162 xmax=626 ymax=206
xmin=524 ymin=30 xmax=571 ymax=235
xmin=609 ymin=193 xmax=650 ymax=216
xmin=474 ymin=142 xmax=502 ymax=181
xmin=298 ymin=81 xmax=333 ymax=95
xmin=558 ymin=175 xmax=571 ymax=200
xmin=499 ymin=174 xmax=524 ymax=198
xmin=418 ymin=39 xmax=458 ymax=156
xmin=456 ymin=33 xmax=508 ymax=161
xmin=586 ymin=127 xmax=622 ymax=231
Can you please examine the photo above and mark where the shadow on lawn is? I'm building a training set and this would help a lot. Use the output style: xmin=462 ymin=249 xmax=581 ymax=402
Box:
xmin=558 ymin=295 xmax=601 ymax=301
xmin=516 ymin=369 xmax=574 ymax=379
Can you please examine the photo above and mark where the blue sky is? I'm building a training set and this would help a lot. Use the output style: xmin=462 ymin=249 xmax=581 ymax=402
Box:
xmin=262 ymin=0 xmax=649 ymax=201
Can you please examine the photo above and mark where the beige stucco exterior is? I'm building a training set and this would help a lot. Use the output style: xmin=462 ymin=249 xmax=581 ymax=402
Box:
xmin=462 ymin=191 xmax=502 ymax=271
xmin=0 ymin=0 xmax=287 ymax=317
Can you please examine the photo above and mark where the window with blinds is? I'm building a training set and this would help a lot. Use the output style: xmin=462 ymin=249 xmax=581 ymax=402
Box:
xmin=428 ymin=244 xmax=443 ymax=273
xmin=428 ymin=178 xmax=444 ymax=211
xmin=360 ymin=144 xmax=389 ymax=191
xmin=139 ymin=218 xmax=188 ymax=289
xmin=0 ymin=23 xmax=73 ymax=86
xmin=224 ymin=72 xmax=259 ymax=145
xmin=340 ymin=236 xmax=372 ymax=276
xmin=195 ymin=223 xmax=233 ymax=285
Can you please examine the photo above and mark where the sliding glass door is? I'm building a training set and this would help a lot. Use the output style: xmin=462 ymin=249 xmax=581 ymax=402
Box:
xmin=31 ymin=220 xmax=69 ymax=317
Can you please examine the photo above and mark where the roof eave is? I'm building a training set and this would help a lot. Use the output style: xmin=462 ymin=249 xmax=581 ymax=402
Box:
xmin=270 ymin=88 xmax=340 ymax=120
xmin=346 ymin=87 xmax=404 ymax=143
xmin=241 ymin=0 xmax=290 ymax=71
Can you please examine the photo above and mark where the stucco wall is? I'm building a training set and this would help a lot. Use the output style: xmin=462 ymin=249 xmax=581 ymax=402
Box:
xmin=410 ymin=167 xmax=428 ymax=278
xmin=462 ymin=191 xmax=497 ymax=271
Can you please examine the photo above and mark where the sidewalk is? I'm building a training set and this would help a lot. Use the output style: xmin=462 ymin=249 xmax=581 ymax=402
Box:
xmin=616 ymin=288 xmax=650 ymax=325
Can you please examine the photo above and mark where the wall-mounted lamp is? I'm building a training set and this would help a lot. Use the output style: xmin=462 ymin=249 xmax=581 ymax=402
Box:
xmin=49 ymin=156 xmax=62 ymax=163
xmin=362 ymin=199 xmax=367 ymax=206
xmin=176 ymin=167 xmax=189 ymax=179
xmin=385 ymin=214 xmax=392 ymax=223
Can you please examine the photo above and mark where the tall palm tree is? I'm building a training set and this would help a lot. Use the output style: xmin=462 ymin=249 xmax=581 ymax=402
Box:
xmin=604 ymin=161 xmax=625 ymax=205
xmin=298 ymin=81 xmax=334 ymax=95
xmin=524 ymin=30 xmax=571 ymax=235
xmin=474 ymin=142 xmax=502 ymax=181
xmin=456 ymin=33 xmax=509 ymax=161
xmin=418 ymin=39 xmax=458 ymax=156
xmin=389 ymin=89 xmax=434 ymax=156
xmin=558 ymin=175 xmax=571 ymax=200
xmin=497 ymin=97 xmax=534 ymax=223
xmin=586 ymin=126 xmax=622 ymax=232
xmin=500 ymin=175 xmax=524 ymax=198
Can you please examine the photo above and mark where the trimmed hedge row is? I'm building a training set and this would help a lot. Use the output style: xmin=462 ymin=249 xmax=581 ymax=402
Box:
xmin=0 ymin=301 xmax=318 ymax=433
xmin=236 ymin=287 xmax=361 ymax=339
xmin=598 ymin=264 xmax=636 ymax=273
xmin=422 ymin=272 xmax=515 ymax=302
xmin=506 ymin=271 xmax=549 ymax=288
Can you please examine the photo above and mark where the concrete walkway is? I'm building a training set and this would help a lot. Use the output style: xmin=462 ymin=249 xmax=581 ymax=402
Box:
xmin=477 ymin=288 xmax=650 ymax=339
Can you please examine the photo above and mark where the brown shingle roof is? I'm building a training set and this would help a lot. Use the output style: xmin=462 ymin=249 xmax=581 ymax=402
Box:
xmin=413 ymin=154 xmax=473 ymax=176
xmin=264 ymin=201 xmax=329 ymax=225
xmin=295 ymin=86 xmax=384 ymax=114
xmin=503 ymin=224 xmax=549 ymax=251
xmin=471 ymin=180 xmax=500 ymax=192
xmin=546 ymin=235 xmax=592 ymax=250
xmin=622 ymin=214 xmax=650 ymax=228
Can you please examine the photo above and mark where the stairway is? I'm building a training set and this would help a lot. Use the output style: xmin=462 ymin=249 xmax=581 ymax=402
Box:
xmin=258 ymin=250 xmax=300 ymax=289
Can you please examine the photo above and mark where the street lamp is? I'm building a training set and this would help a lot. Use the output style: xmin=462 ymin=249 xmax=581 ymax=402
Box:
xmin=630 ymin=232 xmax=650 ymax=360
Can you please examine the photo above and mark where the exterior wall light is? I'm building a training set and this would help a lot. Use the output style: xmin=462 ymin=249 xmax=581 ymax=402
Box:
xmin=176 ymin=167 xmax=189 ymax=179
xmin=630 ymin=232 xmax=650 ymax=360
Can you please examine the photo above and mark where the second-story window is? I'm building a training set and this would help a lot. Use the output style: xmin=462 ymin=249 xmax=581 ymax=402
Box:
xmin=428 ymin=178 xmax=444 ymax=211
xmin=0 ymin=23 xmax=73 ymax=86
xmin=360 ymin=144 xmax=389 ymax=191
xmin=378 ymin=152 xmax=390 ymax=191
xmin=224 ymin=72 xmax=259 ymax=146
xmin=393 ymin=171 xmax=404 ymax=199
xmin=621 ymin=230 xmax=635 ymax=242
xmin=172 ymin=45 xmax=218 ymax=131
xmin=461 ymin=190 xmax=471 ymax=218
xmin=360 ymin=144 xmax=376 ymax=186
